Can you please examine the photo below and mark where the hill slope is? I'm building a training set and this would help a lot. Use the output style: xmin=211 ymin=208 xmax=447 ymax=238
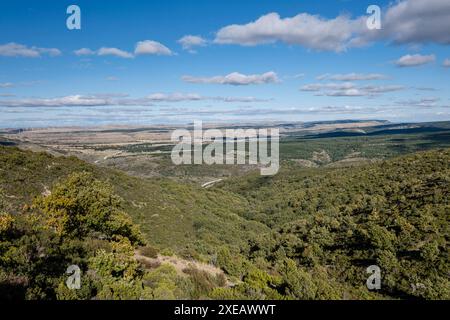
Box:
xmin=1 ymin=146 xmax=448 ymax=299
xmin=0 ymin=146 xmax=268 ymax=259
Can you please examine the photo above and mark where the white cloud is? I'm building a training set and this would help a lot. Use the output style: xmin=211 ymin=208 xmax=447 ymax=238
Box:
xmin=0 ymin=43 xmax=61 ymax=57
xmin=0 ymin=82 xmax=14 ymax=88
xmin=414 ymin=86 xmax=438 ymax=91
xmin=300 ymin=82 xmax=355 ymax=92
xmin=0 ymin=95 xmax=111 ymax=107
xmin=74 ymin=40 xmax=173 ymax=59
xmin=301 ymin=82 xmax=405 ymax=97
xmin=106 ymin=76 xmax=119 ymax=81
xmin=395 ymin=54 xmax=435 ymax=67
xmin=317 ymin=73 xmax=387 ymax=81
xmin=218 ymin=96 xmax=270 ymax=103
xmin=98 ymin=47 xmax=134 ymax=58
xmin=37 ymin=48 xmax=61 ymax=57
xmin=214 ymin=1 xmax=450 ymax=51
xmin=0 ymin=93 xmax=270 ymax=108
xmin=324 ymin=89 xmax=365 ymax=97
xmin=182 ymin=71 xmax=279 ymax=85
xmin=381 ymin=0 xmax=450 ymax=45
xmin=214 ymin=12 xmax=365 ymax=52
xmin=285 ymin=73 xmax=305 ymax=79
xmin=147 ymin=92 xmax=202 ymax=102
xmin=74 ymin=48 xmax=96 ymax=56
xmin=360 ymin=85 xmax=405 ymax=94
xmin=134 ymin=40 xmax=173 ymax=56
xmin=443 ymin=59 xmax=450 ymax=68
xmin=178 ymin=35 xmax=207 ymax=52
xmin=145 ymin=92 xmax=270 ymax=103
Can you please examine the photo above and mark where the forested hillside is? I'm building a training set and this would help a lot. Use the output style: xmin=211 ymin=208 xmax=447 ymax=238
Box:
xmin=0 ymin=146 xmax=448 ymax=300
xmin=219 ymin=149 xmax=449 ymax=299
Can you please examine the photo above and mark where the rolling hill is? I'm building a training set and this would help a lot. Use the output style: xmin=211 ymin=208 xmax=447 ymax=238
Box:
xmin=0 ymin=145 xmax=448 ymax=300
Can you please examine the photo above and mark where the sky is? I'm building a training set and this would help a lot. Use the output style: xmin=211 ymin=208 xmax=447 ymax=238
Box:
xmin=0 ymin=0 xmax=449 ymax=128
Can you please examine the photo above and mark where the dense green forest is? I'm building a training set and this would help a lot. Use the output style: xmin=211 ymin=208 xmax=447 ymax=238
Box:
xmin=0 ymin=145 xmax=448 ymax=300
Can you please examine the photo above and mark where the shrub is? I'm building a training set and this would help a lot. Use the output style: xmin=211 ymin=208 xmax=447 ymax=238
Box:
xmin=139 ymin=245 xmax=158 ymax=259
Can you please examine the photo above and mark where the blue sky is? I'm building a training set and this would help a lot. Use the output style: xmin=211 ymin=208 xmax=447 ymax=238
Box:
xmin=0 ymin=0 xmax=449 ymax=128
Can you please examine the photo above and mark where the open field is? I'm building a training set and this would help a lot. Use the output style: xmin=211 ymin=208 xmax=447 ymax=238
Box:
xmin=2 ymin=120 xmax=450 ymax=184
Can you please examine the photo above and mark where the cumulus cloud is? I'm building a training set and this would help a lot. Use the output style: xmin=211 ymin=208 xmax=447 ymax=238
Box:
xmin=178 ymin=35 xmax=207 ymax=52
xmin=381 ymin=0 xmax=450 ymax=45
xmin=134 ymin=40 xmax=173 ymax=56
xmin=73 ymin=40 xmax=173 ymax=59
xmin=214 ymin=0 xmax=450 ymax=51
xmin=182 ymin=71 xmax=279 ymax=86
xmin=395 ymin=54 xmax=436 ymax=67
xmin=316 ymin=73 xmax=387 ymax=81
xmin=443 ymin=59 xmax=450 ymax=68
xmin=214 ymin=12 xmax=365 ymax=52
xmin=0 ymin=43 xmax=61 ymax=57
